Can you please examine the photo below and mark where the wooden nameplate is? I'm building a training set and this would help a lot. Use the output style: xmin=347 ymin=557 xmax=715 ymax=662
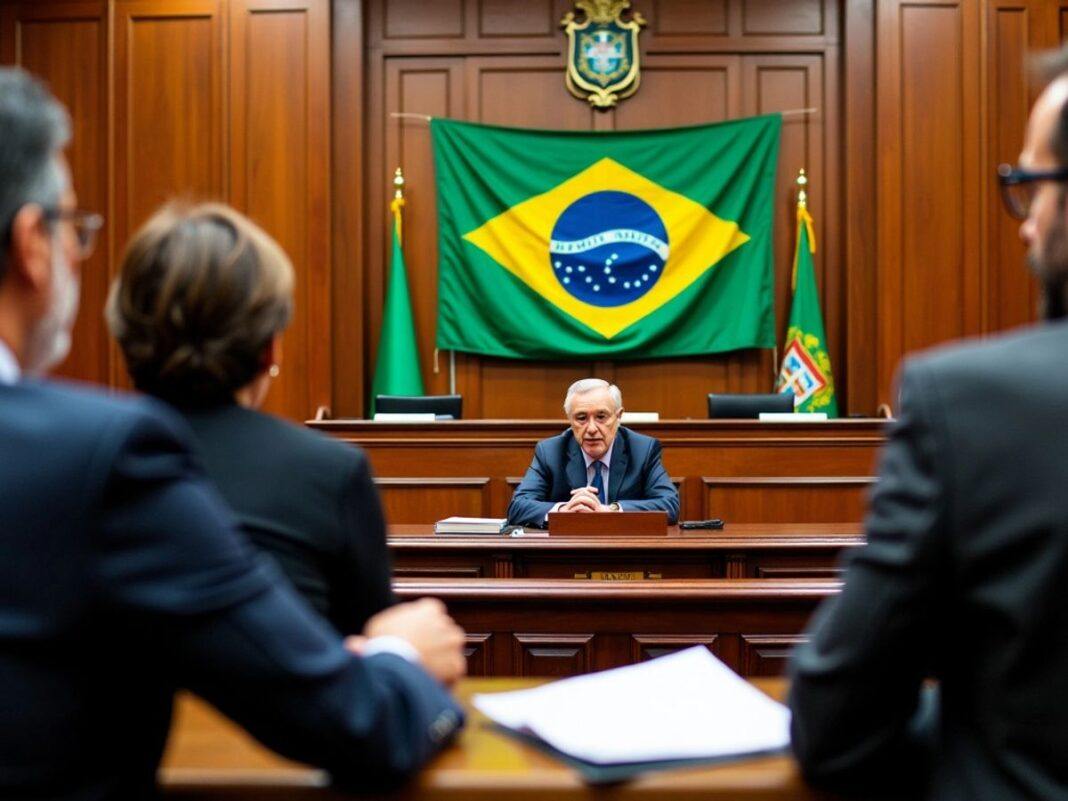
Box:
xmin=547 ymin=510 xmax=668 ymax=536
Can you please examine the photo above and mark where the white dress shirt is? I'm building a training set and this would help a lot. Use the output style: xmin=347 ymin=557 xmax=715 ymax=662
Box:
xmin=0 ymin=338 xmax=20 ymax=385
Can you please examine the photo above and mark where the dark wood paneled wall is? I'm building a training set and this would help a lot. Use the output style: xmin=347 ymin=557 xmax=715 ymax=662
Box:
xmin=1 ymin=1 xmax=111 ymax=387
xmin=1 ymin=0 xmax=330 ymax=422
xmin=3 ymin=0 xmax=1067 ymax=420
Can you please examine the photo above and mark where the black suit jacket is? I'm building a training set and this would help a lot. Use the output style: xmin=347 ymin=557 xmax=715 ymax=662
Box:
xmin=178 ymin=403 xmax=393 ymax=634
xmin=789 ymin=322 xmax=1068 ymax=800
xmin=506 ymin=426 xmax=679 ymax=526
xmin=0 ymin=381 xmax=461 ymax=801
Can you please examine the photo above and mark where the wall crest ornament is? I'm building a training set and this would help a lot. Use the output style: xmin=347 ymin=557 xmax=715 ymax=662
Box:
xmin=560 ymin=0 xmax=646 ymax=110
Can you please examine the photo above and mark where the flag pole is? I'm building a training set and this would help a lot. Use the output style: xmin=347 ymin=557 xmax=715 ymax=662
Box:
xmin=391 ymin=166 xmax=405 ymax=241
xmin=370 ymin=165 xmax=425 ymax=415
xmin=389 ymin=108 xmax=816 ymax=123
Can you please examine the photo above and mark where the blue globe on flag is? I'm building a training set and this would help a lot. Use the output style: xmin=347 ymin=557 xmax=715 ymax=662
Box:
xmin=549 ymin=191 xmax=669 ymax=308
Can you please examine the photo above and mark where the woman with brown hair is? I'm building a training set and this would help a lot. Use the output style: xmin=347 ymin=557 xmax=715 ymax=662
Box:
xmin=107 ymin=202 xmax=394 ymax=635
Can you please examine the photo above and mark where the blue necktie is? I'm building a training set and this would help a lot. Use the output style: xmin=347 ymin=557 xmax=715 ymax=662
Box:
xmin=591 ymin=460 xmax=606 ymax=505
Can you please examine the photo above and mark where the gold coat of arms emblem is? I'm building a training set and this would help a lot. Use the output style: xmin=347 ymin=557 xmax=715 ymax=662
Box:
xmin=561 ymin=0 xmax=646 ymax=109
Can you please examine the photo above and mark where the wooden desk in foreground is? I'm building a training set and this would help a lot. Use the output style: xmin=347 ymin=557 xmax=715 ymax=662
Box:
xmin=161 ymin=678 xmax=821 ymax=800
xmin=390 ymin=522 xmax=864 ymax=580
xmin=394 ymin=578 xmax=840 ymax=677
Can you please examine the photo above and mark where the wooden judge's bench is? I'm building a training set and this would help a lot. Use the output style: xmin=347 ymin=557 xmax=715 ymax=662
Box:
xmin=308 ymin=418 xmax=888 ymax=524
xmin=303 ymin=418 xmax=885 ymax=680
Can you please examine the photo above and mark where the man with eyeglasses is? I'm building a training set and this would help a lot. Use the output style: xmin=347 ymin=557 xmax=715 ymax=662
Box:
xmin=0 ymin=67 xmax=468 ymax=800
xmin=787 ymin=48 xmax=1068 ymax=800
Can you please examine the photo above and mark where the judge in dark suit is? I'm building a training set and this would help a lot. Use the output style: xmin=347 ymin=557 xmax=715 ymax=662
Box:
xmin=108 ymin=202 xmax=390 ymax=635
xmin=0 ymin=68 xmax=465 ymax=800
xmin=507 ymin=378 xmax=679 ymax=526
xmin=788 ymin=51 xmax=1068 ymax=801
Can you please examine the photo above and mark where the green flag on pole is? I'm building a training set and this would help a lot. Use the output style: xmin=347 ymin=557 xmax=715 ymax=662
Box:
xmin=431 ymin=115 xmax=781 ymax=359
xmin=370 ymin=182 xmax=424 ymax=416
xmin=776 ymin=179 xmax=838 ymax=416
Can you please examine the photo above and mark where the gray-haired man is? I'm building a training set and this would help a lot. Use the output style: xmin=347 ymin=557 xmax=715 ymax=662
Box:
xmin=507 ymin=378 xmax=679 ymax=526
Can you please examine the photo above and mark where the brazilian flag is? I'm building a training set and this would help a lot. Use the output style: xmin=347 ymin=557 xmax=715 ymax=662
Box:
xmin=431 ymin=116 xmax=781 ymax=359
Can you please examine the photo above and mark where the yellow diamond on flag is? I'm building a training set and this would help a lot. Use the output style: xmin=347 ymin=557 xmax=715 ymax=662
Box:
xmin=462 ymin=157 xmax=751 ymax=339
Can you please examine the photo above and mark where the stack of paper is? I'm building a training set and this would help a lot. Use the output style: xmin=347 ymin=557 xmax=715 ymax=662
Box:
xmin=434 ymin=516 xmax=509 ymax=535
xmin=474 ymin=646 xmax=790 ymax=778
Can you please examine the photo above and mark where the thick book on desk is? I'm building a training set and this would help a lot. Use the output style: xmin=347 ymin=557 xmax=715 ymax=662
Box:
xmin=434 ymin=516 xmax=509 ymax=535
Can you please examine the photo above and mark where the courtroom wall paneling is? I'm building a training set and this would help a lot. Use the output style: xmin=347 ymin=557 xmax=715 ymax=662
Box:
xmin=743 ymin=0 xmax=824 ymax=35
xmin=984 ymin=0 xmax=1065 ymax=335
xmin=331 ymin=0 xmax=365 ymax=419
xmin=843 ymin=0 xmax=877 ymax=413
xmin=985 ymin=1 xmax=1034 ymax=333
xmin=229 ymin=0 xmax=332 ymax=421
xmin=358 ymin=0 xmax=846 ymax=420
xmin=0 ymin=2 xmax=111 ymax=387
xmin=874 ymin=0 xmax=982 ymax=403
xmin=5 ymin=0 xmax=332 ymax=420
xmin=645 ymin=0 xmax=728 ymax=37
xmin=113 ymin=0 xmax=226 ymax=301
xmin=113 ymin=0 xmax=226 ymax=389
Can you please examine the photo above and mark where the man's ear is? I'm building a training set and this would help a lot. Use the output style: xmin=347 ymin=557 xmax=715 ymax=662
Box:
xmin=258 ymin=335 xmax=280 ymax=375
xmin=7 ymin=204 xmax=50 ymax=291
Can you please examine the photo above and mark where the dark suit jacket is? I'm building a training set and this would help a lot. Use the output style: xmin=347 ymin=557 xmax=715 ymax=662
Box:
xmin=177 ymin=403 xmax=393 ymax=635
xmin=0 ymin=380 xmax=461 ymax=801
xmin=506 ymin=426 xmax=679 ymax=526
xmin=789 ymin=321 xmax=1068 ymax=800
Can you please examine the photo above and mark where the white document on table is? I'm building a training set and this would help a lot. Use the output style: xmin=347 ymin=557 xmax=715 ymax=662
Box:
xmin=473 ymin=646 xmax=791 ymax=765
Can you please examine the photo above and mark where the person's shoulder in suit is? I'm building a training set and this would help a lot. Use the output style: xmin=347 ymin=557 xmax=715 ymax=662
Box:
xmin=617 ymin=425 xmax=660 ymax=455
xmin=903 ymin=320 xmax=1068 ymax=387
xmin=894 ymin=320 xmax=1068 ymax=441
xmin=534 ymin=428 xmax=575 ymax=465
xmin=179 ymin=404 xmax=369 ymax=517
xmin=186 ymin=403 xmax=361 ymax=470
xmin=3 ymin=377 xmax=194 ymax=459
xmin=177 ymin=404 xmax=391 ymax=632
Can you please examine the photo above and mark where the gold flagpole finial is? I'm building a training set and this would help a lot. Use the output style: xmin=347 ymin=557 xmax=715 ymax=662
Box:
xmin=391 ymin=167 xmax=406 ymax=241
xmin=796 ymin=168 xmax=808 ymax=209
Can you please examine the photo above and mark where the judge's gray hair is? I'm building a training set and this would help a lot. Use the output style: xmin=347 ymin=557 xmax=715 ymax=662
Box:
xmin=563 ymin=378 xmax=623 ymax=416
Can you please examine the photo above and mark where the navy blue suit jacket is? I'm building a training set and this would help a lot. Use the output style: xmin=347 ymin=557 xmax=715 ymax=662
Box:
xmin=506 ymin=426 xmax=679 ymax=526
xmin=0 ymin=380 xmax=462 ymax=801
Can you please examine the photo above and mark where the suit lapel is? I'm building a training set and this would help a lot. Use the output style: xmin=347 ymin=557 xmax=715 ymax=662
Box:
xmin=565 ymin=435 xmax=587 ymax=490
xmin=608 ymin=428 xmax=628 ymax=504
